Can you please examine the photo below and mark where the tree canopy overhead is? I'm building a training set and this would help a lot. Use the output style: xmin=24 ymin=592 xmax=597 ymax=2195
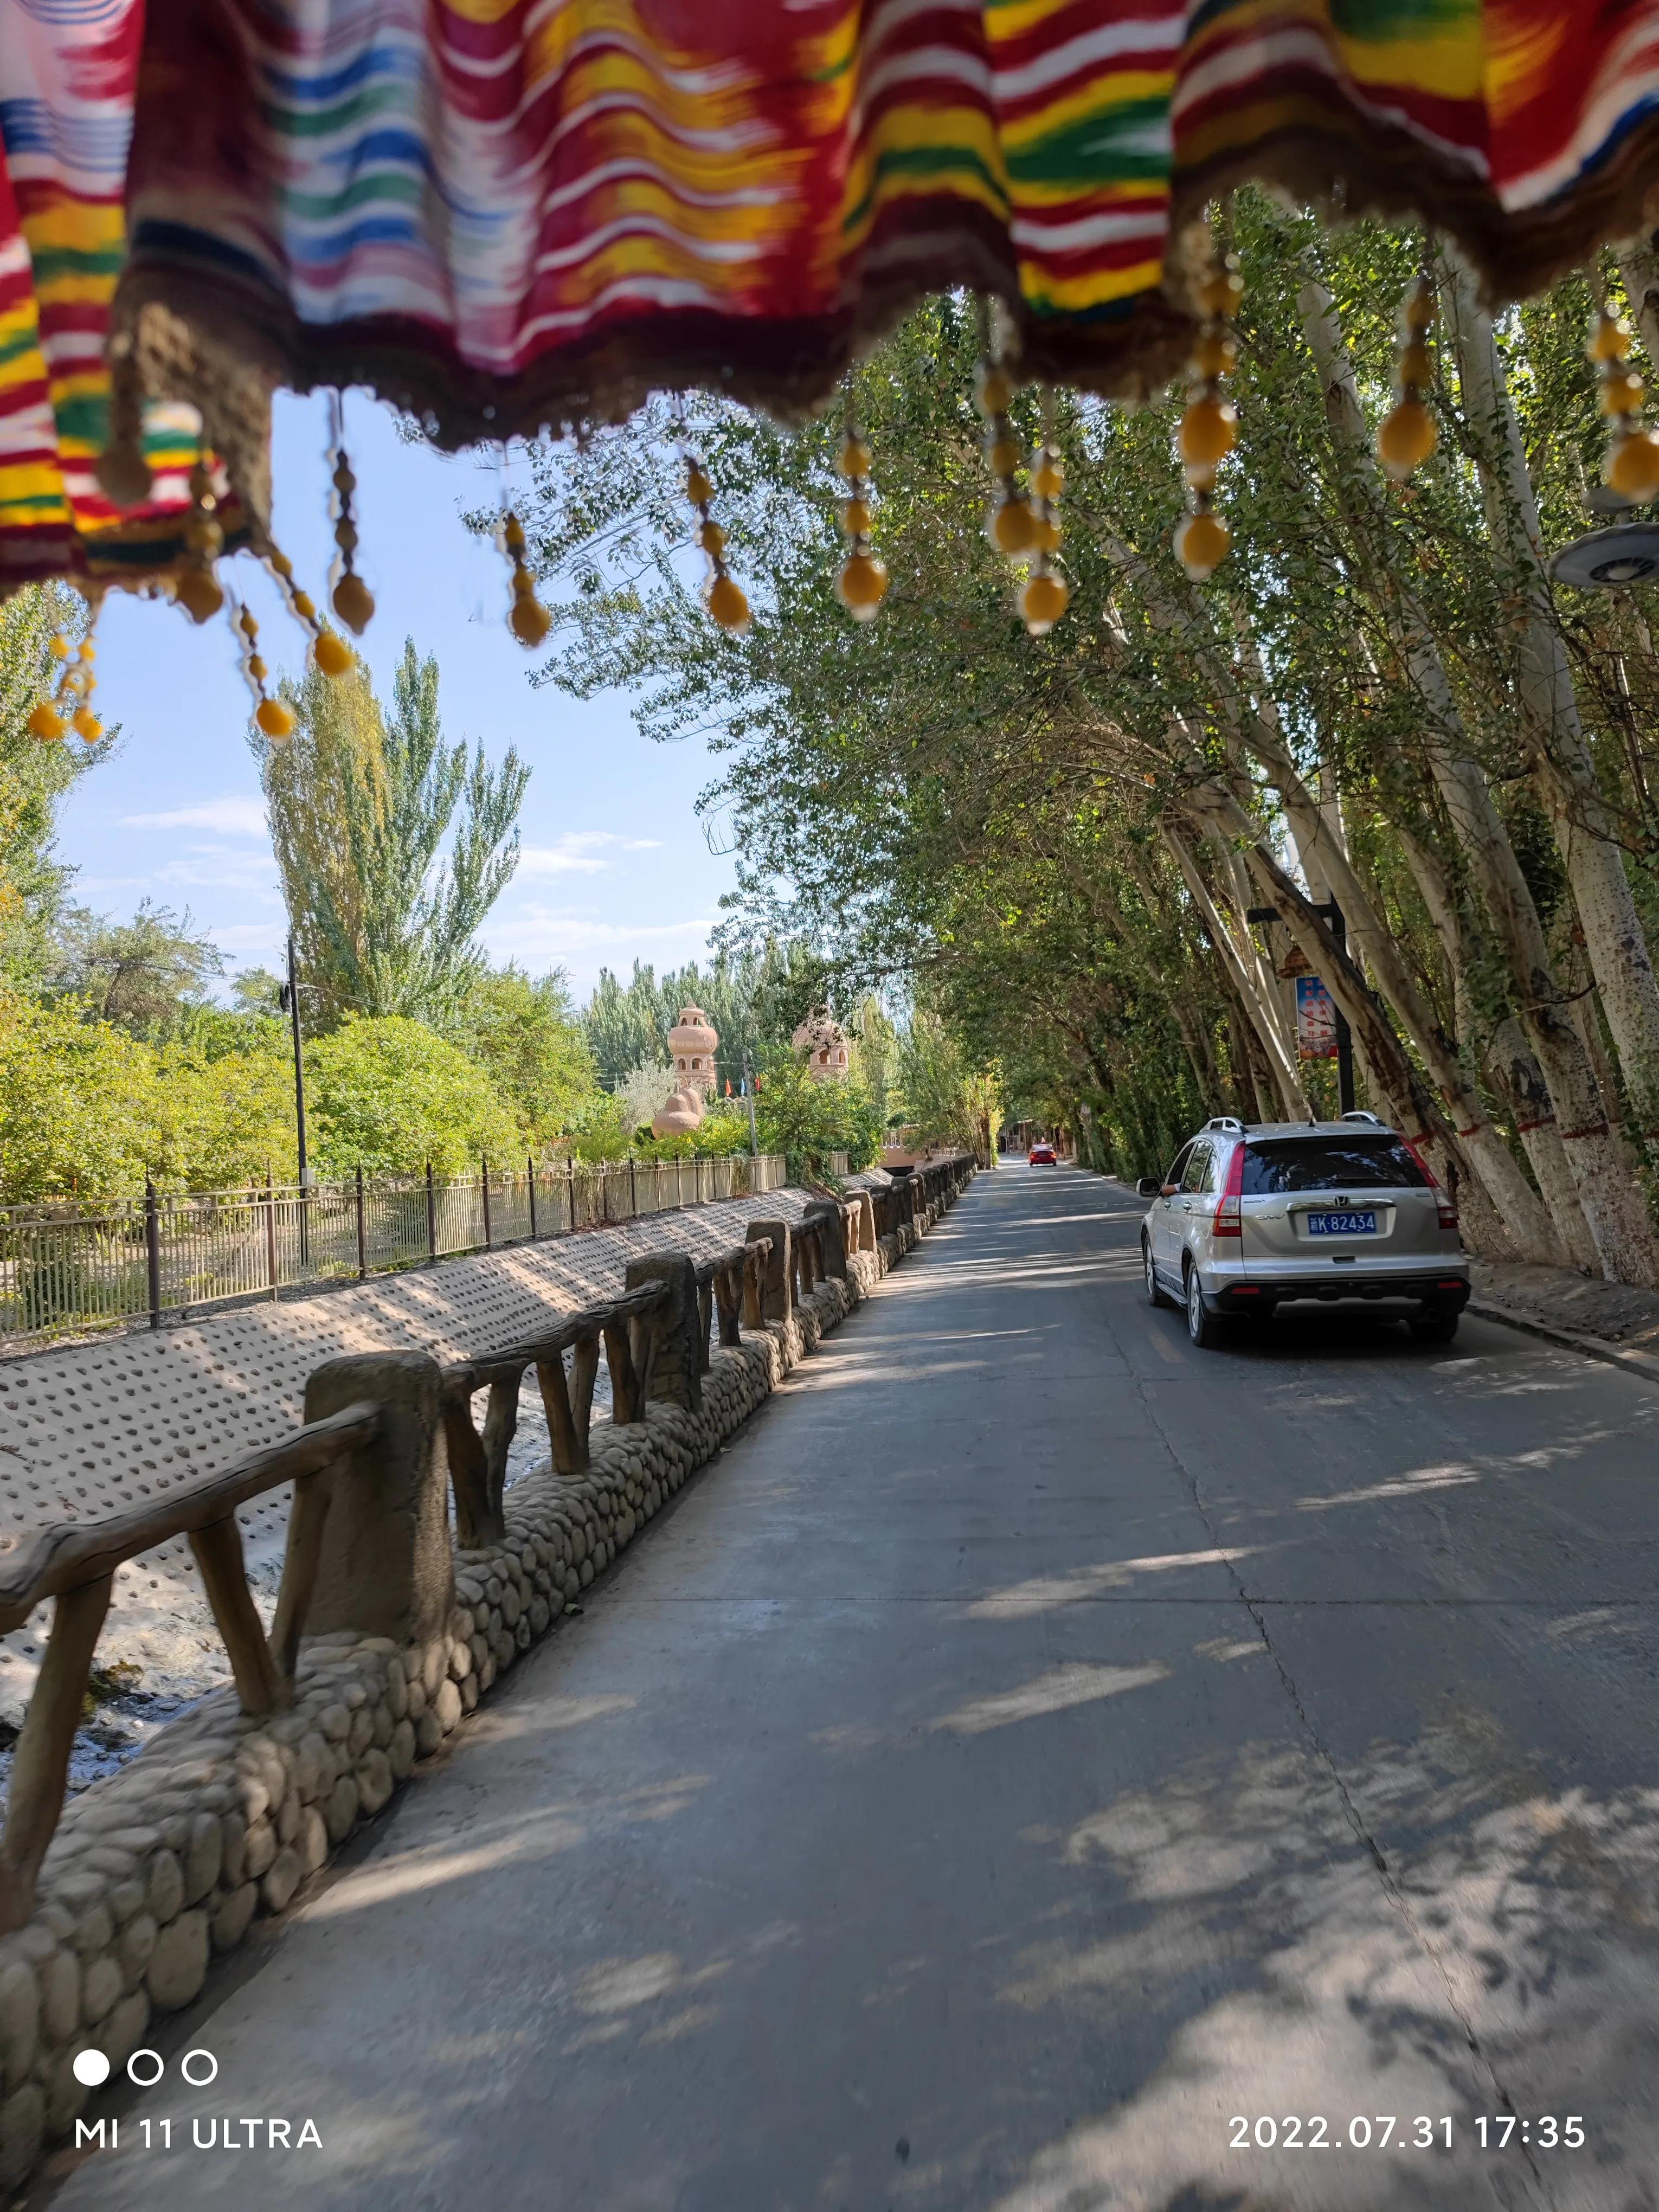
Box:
xmin=511 ymin=197 xmax=1659 ymax=1285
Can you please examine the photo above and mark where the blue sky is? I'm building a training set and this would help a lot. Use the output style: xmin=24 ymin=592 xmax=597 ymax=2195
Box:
xmin=56 ymin=392 xmax=738 ymax=1002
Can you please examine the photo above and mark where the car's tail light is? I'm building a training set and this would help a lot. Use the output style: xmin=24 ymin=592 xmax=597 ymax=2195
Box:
xmin=1212 ymin=1141 xmax=1246 ymax=1238
xmin=1401 ymin=1134 xmax=1460 ymax=1232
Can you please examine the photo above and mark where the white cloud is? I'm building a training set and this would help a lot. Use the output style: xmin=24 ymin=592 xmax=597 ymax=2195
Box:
xmin=122 ymin=796 xmax=269 ymax=838
xmin=518 ymin=831 xmax=664 ymax=877
xmin=152 ymin=859 xmax=284 ymax=895
xmin=485 ymin=907 xmax=716 ymax=967
xmin=214 ymin=923 xmax=287 ymax=952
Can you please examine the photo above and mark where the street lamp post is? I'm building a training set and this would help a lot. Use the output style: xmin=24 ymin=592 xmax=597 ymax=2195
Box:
xmin=279 ymin=932 xmax=312 ymax=1262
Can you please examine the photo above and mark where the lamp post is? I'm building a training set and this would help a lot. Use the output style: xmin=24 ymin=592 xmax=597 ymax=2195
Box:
xmin=278 ymin=931 xmax=312 ymax=1261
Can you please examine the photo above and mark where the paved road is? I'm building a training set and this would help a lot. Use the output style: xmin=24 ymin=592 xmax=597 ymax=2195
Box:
xmin=46 ymin=1166 xmax=1659 ymax=2212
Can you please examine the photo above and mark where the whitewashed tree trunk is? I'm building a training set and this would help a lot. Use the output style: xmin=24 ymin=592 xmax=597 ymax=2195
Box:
xmin=1443 ymin=249 xmax=1659 ymax=1148
xmin=1394 ymin=819 xmax=1596 ymax=1271
xmin=1301 ymin=267 xmax=1658 ymax=1279
xmin=1161 ymin=822 xmax=1309 ymax=1117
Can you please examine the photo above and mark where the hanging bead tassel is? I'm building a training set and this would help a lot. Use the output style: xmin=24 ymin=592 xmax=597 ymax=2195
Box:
xmin=1378 ymin=271 xmax=1439 ymax=483
xmin=685 ymin=454 xmax=750 ymax=633
xmin=327 ymin=396 xmax=376 ymax=636
xmin=498 ymin=511 xmax=551 ymax=647
xmin=31 ymin=606 xmax=104 ymax=742
xmin=173 ymin=455 xmax=227 ymax=625
xmin=835 ymin=413 xmax=889 ymax=621
xmin=1174 ymin=254 xmax=1242 ymax=582
xmin=1019 ymin=397 xmax=1071 ymax=636
xmin=233 ymin=601 xmax=295 ymax=741
xmin=1591 ymin=289 xmax=1659 ymax=503
xmin=975 ymin=342 xmax=1037 ymax=557
xmin=266 ymin=545 xmax=353 ymax=676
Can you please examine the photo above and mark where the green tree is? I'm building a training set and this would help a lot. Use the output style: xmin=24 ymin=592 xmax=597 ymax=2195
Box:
xmin=451 ymin=964 xmax=594 ymax=1150
xmin=43 ymin=899 xmax=223 ymax=1037
xmin=753 ymin=1045 xmax=880 ymax=1182
xmin=0 ymin=986 xmax=163 ymax=1203
xmin=305 ymin=1015 xmax=525 ymax=1176
xmin=581 ymin=961 xmax=672 ymax=1085
xmin=259 ymin=642 xmax=529 ymax=1027
xmin=0 ymin=584 xmax=111 ymax=987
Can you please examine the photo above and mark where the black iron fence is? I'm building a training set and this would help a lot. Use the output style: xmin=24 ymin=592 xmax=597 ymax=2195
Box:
xmin=0 ymin=1154 xmax=788 ymax=1351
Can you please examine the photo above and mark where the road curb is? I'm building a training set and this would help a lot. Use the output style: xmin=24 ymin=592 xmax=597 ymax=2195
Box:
xmin=1468 ymin=1296 xmax=1659 ymax=1385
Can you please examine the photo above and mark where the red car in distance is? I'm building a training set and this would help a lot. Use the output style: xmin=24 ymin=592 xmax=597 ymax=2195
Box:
xmin=1028 ymin=1141 xmax=1057 ymax=1165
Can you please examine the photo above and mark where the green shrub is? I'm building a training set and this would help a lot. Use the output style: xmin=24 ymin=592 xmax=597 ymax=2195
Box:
xmin=305 ymin=1016 xmax=525 ymax=1176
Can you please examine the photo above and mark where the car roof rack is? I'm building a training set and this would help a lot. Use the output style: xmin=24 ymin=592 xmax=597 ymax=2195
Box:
xmin=1339 ymin=1109 xmax=1387 ymax=1126
xmin=1203 ymin=1116 xmax=1245 ymax=1134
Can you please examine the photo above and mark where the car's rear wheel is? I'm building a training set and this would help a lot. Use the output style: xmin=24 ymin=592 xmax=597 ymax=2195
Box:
xmin=1185 ymin=1262 xmax=1226 ymax=1349
xmin=1143 ymin=1237 xmax=1171 ymax=1308
xmin=1409 ymin=1311 xmax=1459 ymax=1345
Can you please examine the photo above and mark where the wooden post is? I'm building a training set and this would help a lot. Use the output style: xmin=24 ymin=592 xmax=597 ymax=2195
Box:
xmin=265 ymin=1169 xmax=279 ymax=1298
xmin=538 ymin=1352 xmax=584 ymax=1475
xmin=747 ymin=1219 xmax=793 ymax=1320
xmin=602 ymin=1319 xmax=640 ymax=1425
xmin=0 ymin=1575 xmax=113 ymax=1932
xmin=481 ymin=1157 xmax=492 ymax=1249
xmin=569 ymin=1336 xmax=601 ymax=1452
xmin=190 ymin=1516 xmax=287 ymax=1714
xmin=442 ymin=1390 xmax=493 ymax=1549
xmin=528 ymin=1156 xmax=538 ymax=1239
xmin=625 ymin=1256 xmax=699 ymax=1409
xmin=270 ymin=1469 xmax=333 ymax=1683
xmin=426 ymin=1161 xmax=438 ymax=1260
xmin=295 ymin=1353 xmax=452 ymax=1646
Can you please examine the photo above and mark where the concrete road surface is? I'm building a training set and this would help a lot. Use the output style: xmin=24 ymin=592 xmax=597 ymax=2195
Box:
xmin=41 ymin=1165 xmax=1659 ymax=2212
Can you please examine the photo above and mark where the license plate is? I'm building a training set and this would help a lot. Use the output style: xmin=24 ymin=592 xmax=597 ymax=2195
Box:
xmin=1306 ymin=1210 xmax=1377 ymax=1236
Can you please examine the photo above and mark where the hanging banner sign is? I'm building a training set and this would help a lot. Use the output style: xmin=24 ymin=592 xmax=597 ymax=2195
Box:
xmin=1296 ymin=975 xmax=1340 ymax=1060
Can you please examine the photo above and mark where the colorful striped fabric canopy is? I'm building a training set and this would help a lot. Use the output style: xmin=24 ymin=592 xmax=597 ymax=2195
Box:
xmin=4 ymin=0 xmax=1658 ymax=590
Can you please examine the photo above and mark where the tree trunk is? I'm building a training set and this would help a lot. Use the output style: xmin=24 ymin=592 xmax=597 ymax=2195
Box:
xmin=1301 ymin=266 xmax=1657 ymax=1278
xmin=1442 ymin=247 xmax=1659 ymax=1147
xmin=1394 ymin=817 xmax=1596 ymax=1271
xmin=1161 ymin=822 xmax=1309 ymax=1117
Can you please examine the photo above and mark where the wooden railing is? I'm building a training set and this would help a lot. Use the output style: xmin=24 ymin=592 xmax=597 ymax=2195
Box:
xmin=436 ymin=1239 xmax=775 ymax=1547
xmin=0 ymin=1403 xmax=379 ymax=1933
xmin=0 ymin=1233 xmax=780 ymax=1934
xmin=0 ymin=1160 xmax=973 ymax=1939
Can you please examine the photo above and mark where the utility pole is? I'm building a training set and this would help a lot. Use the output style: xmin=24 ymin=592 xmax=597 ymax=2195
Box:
xmin=279 ymin=932 xmax=311 ymax=1265
xmin=279 ymin=932 xmax=310 ymax=1187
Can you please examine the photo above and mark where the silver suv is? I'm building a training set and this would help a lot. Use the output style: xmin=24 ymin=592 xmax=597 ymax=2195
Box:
xmin=1136 ymin=1113 xmax=1470 ymax=1350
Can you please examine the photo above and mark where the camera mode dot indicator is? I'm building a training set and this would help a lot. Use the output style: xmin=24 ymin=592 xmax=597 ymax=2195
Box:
xmin=72 ymin=2049 xmax=111 ymax=2087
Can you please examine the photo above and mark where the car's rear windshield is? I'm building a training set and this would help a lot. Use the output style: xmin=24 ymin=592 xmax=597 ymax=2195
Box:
xmin=1241 ymin=1139 xmax=1430 ymax=1194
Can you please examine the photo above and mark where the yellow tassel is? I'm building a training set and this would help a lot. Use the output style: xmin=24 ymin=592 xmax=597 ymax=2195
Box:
xmin=834 ymin=403 xmax=889 ymax=621
xmin=1378 ymin=271 xmax=1440 ymax=483
xmin=685 ymin=451 xmax=752 ymax=634
xmin=1175 ymin=247 xmax=1241 ymax=581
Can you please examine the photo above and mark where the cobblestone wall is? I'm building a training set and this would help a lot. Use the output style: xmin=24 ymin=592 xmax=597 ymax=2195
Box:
xmin=0 ymin=1183 xmax=966 ymax=2187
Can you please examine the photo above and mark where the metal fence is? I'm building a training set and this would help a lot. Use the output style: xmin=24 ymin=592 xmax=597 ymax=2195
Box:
xmin=0 ymin=1154 xmax=788 ymax=1352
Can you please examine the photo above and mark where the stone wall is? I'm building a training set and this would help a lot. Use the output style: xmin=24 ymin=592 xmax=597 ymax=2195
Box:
xmin=0 ymin=1179 xmax=968 ymax=2186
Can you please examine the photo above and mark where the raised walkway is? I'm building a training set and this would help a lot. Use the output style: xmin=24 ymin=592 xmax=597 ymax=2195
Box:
xmin=46 ymin=1165 xmax=1659 ymax=2211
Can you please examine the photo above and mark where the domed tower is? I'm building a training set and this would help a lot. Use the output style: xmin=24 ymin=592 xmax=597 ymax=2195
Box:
xmin=792 ymin=1007 xmax=851 ymax=1082
xmin=668 ymin=1004 xmax=719 ymax=1097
